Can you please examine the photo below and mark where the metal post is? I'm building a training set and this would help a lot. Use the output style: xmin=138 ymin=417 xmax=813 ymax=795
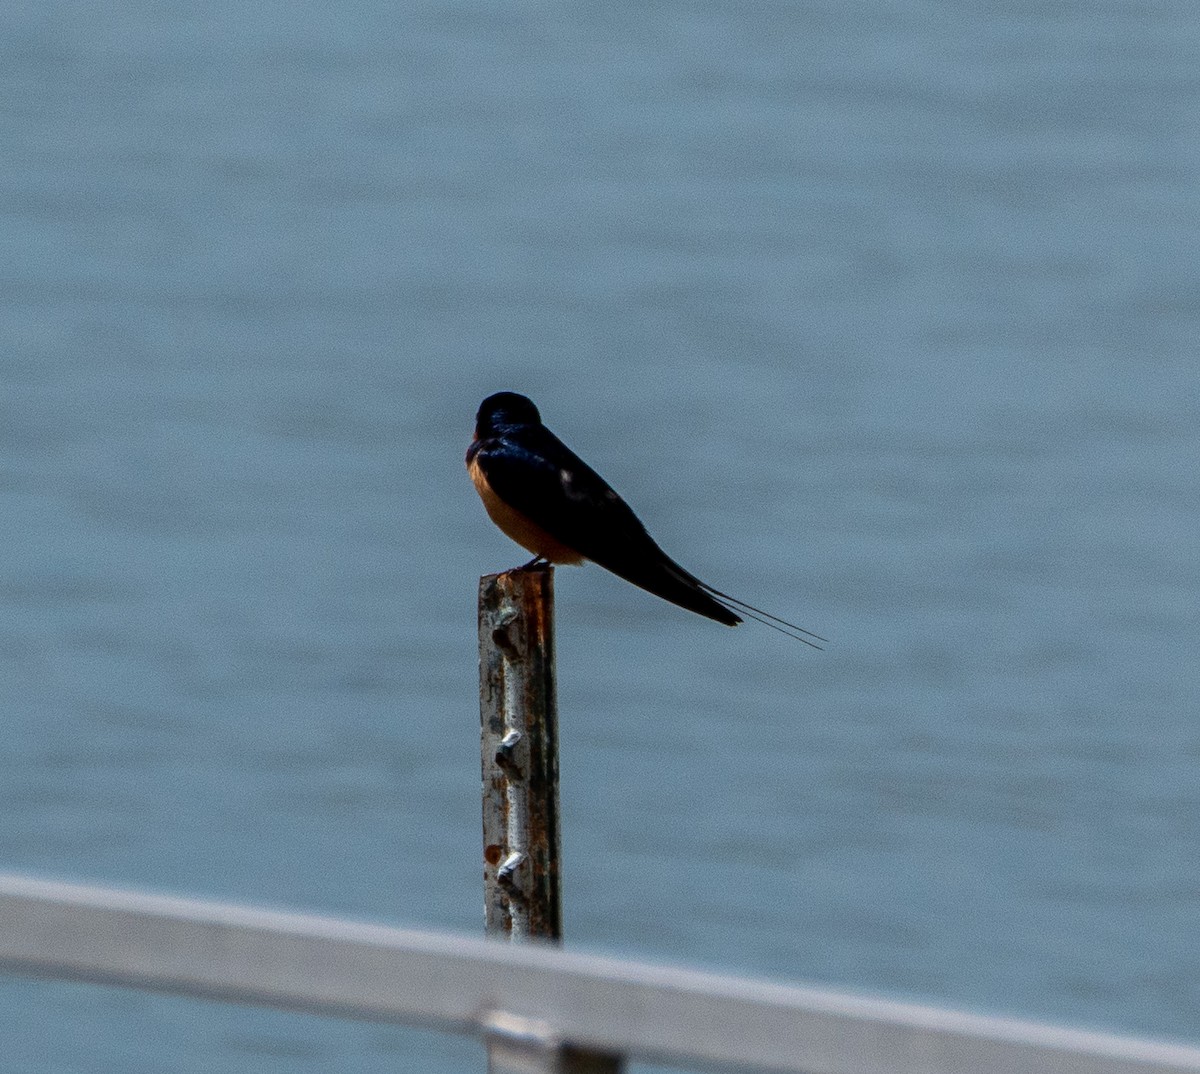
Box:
xmin=479 ymin=568 xmax=623 ymax=1073
xmin=479 ymin=566 xmax=562 ymax=942
xmin=484 ymin=1013 xmax=623 ymax=1074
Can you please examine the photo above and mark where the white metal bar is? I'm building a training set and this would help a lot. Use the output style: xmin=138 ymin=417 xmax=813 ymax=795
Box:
xmin=1 ymin=873 xmax=1198 ymax=1074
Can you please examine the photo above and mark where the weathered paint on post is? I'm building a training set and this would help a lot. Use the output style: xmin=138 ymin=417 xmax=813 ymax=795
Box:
xmin=479 ymin=566 xmax=562 ymax=942
xmin=479 ymin=568 xmax=623 ymax=1071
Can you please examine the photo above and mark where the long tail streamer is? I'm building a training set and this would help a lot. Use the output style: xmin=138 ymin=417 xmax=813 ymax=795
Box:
xmin=699 ymin=582 xmax=827 ymax=650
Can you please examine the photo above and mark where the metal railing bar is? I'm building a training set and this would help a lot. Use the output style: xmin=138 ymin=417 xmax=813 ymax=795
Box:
xmin=1 ymin=873 xmax=1198 ymax=1074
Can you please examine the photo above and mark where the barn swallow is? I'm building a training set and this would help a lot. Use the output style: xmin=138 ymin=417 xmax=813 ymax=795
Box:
xmin=466 ymin=391 xmax=824 ymax=647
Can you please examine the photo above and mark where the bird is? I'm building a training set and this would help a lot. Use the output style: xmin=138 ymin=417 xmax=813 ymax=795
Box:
xmin=466 ymin=391 xmax=824 ymax=648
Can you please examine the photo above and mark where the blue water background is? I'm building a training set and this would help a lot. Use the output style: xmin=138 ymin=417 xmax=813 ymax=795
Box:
xmin=3 ymin=1 xmax=1198 ymax=1070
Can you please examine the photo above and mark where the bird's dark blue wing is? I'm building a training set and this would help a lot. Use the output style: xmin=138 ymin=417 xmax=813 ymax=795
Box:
xmin=473 ymin=425 xmax=655 ymax=566
xmin=474 ymin=425 xmax=741 ymax=626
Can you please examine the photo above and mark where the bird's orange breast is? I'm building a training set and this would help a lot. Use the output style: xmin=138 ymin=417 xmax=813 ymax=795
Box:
xmin=468 ymin=455 xmax=585 ymax=565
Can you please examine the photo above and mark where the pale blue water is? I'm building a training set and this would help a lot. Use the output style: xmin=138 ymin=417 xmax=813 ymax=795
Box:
xmin=3 ymin=1 xmax=1199 ymax=1071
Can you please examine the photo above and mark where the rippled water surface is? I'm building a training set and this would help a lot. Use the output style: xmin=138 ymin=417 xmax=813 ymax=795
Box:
xmin=3 ymin=1 xmax=1199 ymax=1070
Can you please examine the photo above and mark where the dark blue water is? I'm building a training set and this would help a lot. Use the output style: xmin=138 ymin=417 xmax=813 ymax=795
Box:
xmin=4 ymin=1 xmax=1198 ymax=1070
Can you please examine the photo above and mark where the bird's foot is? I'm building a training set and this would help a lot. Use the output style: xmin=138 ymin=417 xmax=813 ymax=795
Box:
xmin=517 ymin=555 xmax=548 ymax=571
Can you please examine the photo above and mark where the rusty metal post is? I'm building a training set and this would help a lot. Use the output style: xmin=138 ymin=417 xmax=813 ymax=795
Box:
xmin=479 ymin=568 xmax=623 ymax=1072
xmin=479 ymin=566 xmax=562 ymax=942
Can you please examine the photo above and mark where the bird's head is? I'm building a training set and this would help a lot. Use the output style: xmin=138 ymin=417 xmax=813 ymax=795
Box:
xmin=475 ymin=392 xmax=541 ymax=437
